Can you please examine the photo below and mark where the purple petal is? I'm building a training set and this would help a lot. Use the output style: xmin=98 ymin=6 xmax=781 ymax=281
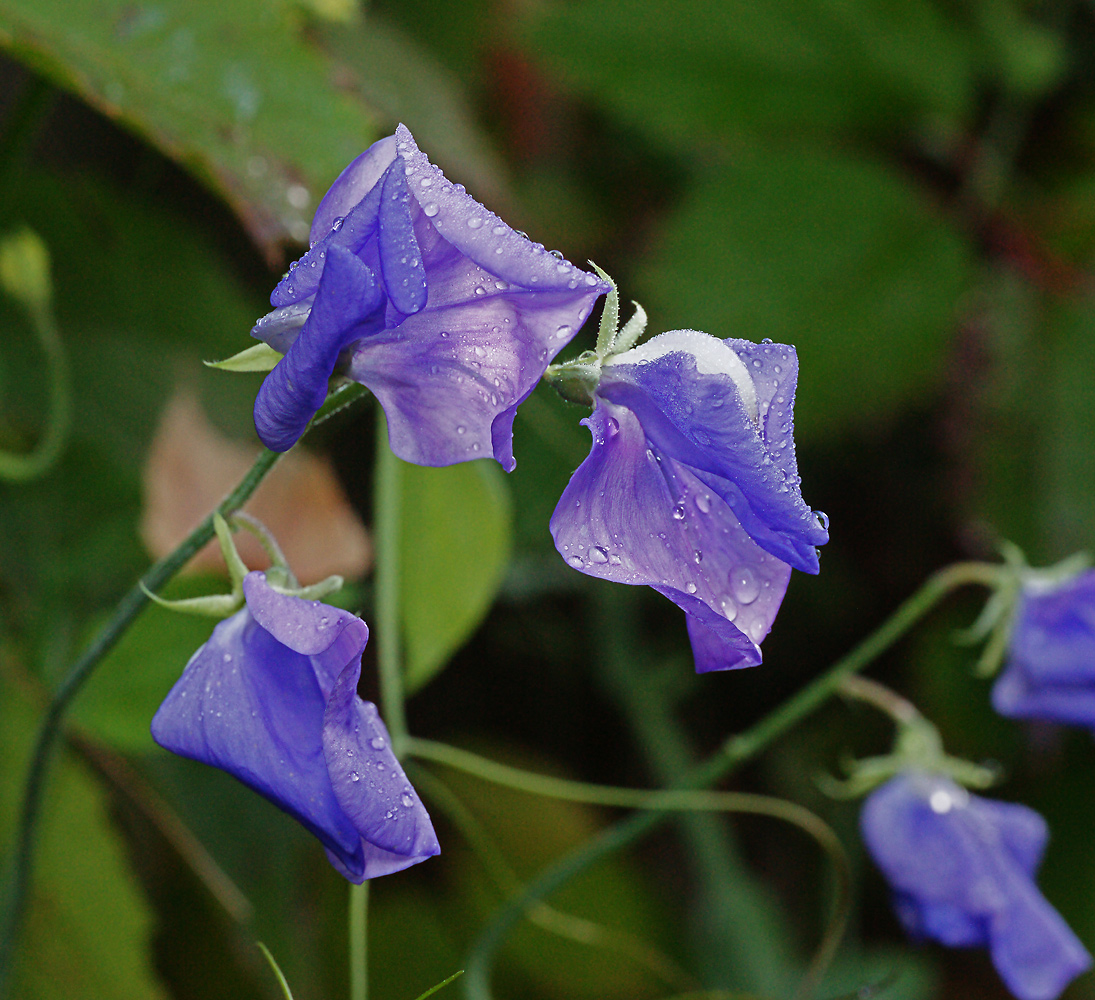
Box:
xmin=349 ymin=290 xmax=600 ymax=470
xmin=311 ymin=135 xmax=397 ymax=245
xmin=270 ymin=174 xmax=387 ymax=309
xmin=550 ymin=401 xmax=792 ymax=670
xmin=378 ymin=164 xmax=428 ymax=315
xmin=598 ymin=331 xmax=826 ymax=573
xmin=393 ymin=124 xmax=610 ymax=296
xmin=323 ymin=665 xmax=440 ymax=881
xmin=251 ymin=301 xmax=311 ymax=353
xmin=989 ymin=876 xmax=1092 ymax=1000
xmin=1011 ymin=573 xmax=1095 ymax=686
xmin=901 ymin=896 xmax=987 ymax=947
xmin=255 ymin=247 xmax=383 ymax=452
xmin=150 ymin=601 xmax=362 ymax=863
xmin=992 ymin=665 xmax=1095 ymax=728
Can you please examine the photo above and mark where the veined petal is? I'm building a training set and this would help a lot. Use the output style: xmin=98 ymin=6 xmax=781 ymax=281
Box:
xmin=550 ymin=401 xmax=791 ymax=671
xmin=323 ymin=663 xmax=440 ymax=881
xmin=393 ymin=124 xmax=610 ymax=296
xmin=599 ymin=333 xmax=826 ymax=572
xmin=350 ymin=289 xmax=598 ymax=470
xmin=255 ymin=247 xmax=383 ymax=452
xmin=150 ymin=604 xmax=362 ymax=862
xmin=251 ymin=300 xmax=311 ymax=354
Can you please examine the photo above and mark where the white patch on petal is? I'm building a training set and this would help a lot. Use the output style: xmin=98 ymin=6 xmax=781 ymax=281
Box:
xmin=607 ymin=329 xmax=758 ymax=423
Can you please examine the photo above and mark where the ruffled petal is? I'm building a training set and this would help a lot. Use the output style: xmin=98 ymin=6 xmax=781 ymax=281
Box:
xmin=393 ymin=124 xmax=610 ymax=296
xmin=1009 ymin=573 xmax=1095 ymax=687
xmin=599 ymin=333 xmax=826 ymax=573
xmin=150 ymin=603 xmax=361 ymax=861
xmin=350 ymin=290 xmax=600 ymax=470
xmin=323 ymin=662 xmax=440 ymax=882
xmin=992 ymin=665 xmax=1095 ymax=728
xmin=255 ymin=247 xmax=384 ymax=452
xmin=550 ymin=401 xmax=792 ymax=671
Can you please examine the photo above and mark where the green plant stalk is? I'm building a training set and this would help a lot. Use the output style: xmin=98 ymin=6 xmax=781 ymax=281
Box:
xmin=350 ymin=882 xmax=369 ymax=1000
xmin=461 ymin=560 xmax=1005 ymax=1000
xmin=373 ymin=413 xmax=408 ymax=756
xmin=0 ymin=445 xmax=282 ymax=996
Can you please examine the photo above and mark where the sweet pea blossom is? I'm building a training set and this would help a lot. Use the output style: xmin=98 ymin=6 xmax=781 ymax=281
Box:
xmin=862 ymin=773 xmax=1090 ymax=1000
xmin=151 ymin=571 xmax=439 ymax=881
xmin=252 ymin=124 xmax=608 ymax=467
xmin=549 ymin=331 xmax=828 ymax=672
xmin=992 ymin=570 xmax=1095 ymax=728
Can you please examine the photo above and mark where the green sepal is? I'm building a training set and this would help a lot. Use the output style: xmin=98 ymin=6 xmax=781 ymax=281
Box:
xmin=205 ymin=342 xmax=283 ymax=372
xmin=591 ymin=261 xmax=619 ymax=359
xmin=214 ymin=512 xmax=250 ymax=591
xmin=543 ymin=350 xmax=601 ymax=407
xmin=139 ymin=581 xmax=243 ymax=618
xmin=612 ymin=300 xmax=648 ymax=354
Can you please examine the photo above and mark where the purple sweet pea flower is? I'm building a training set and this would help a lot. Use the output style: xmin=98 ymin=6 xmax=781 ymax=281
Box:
xmin=992 ymin=570 xmax=1095 ymax=728
xmin=252 ymin=124 xmax=609 ymax=468
xmin=862 ymin=773 xmax=1091 ymax=1000
xmin=151 ymin=572 xmax=439 ymax=882
xmin=549 ymin=331 xmax=828 ymax=672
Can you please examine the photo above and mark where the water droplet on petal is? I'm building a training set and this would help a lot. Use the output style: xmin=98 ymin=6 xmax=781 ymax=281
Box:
xmin=401 ymin=792 xmax=414 ymax=808
xmin=370 ymin=736 xmax=385 ymax=750
xmin=467 ymin=217 xmax=483 ymax=229
xmin=731 ymin=567 xmax=760 ymax=604
xmin=815 ymin=511 xmax=830 ymax=530
xmin=591 ymin=546 xmax=609 ymax=564
xmin=686 ymin=582 xmax=697 ymax=594
xmin=350 ymin=772 xmax=360 ymax=782
xmin=695 ymin=494 xmax=711 ymax=514
xmin=422 ymin=203 xmax=439 ymax=217
xmin=331 ymin=216 xmax=345 ymax=232
xmin=456 ymin=425 xmax=466 ymax=434
xmin=672 ymin=503 xmax=686 ymax=520
xmin=555 ymin=324 xmax=572 ymax=340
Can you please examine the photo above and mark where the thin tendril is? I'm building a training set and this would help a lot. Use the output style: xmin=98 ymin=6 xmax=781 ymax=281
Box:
xmin=461 ymin=560 xmax=1005 ymax=1000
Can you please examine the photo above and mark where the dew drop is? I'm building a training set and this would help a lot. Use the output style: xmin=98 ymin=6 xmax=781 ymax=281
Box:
xmin=591 ymin=546 xmax=609 ymax=564
xmin=492 ymin=225 xmax=506 ymax=235
xmin=456 ymin=425 xmax=466 ymax=434
xmin=474 ymin=345 xmax=486 ymax=357
xmin=686 ymin=582 xmax=698 ymax=594
xmin=731 ymin=567 xmax=760 ymax=604
xmin=672 ymin=503 xmax=686 ymax=520
xmin=370 ymin=736 xmax=386 ymax=750
xmin=695 ymin=494 xmax=711 ymax=514
xmin=815 ymin=510 xmax=830 ymax=531
xmin=555 ymin=324 xmax=573 ymax=340
xmin=422 ymin=203 xmax=440 ymax=217
xmin=350 ymin=772 xmax=360 ymax=782
xmin=401 ymin=792 xmax=414 ymax=808
xmin=419 ymin=177 xmax=433 ymax=188
xmin=761 ymin=338 xmax=773 ymax=345
xmin=549 ymin=249 xmax=564 ymax=260
xmin=331 ymin=216 xmax=345 ymax=232
xmin=467 ymin=217 xmax=483 ymax=229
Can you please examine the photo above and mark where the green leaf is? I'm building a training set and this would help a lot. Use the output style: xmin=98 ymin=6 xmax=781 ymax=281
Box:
xmin=0 ymin=674 xmax=167 ymax=999
xmin=638 ymin=145 xmax=972 ymax=440
xmin=69 ymin=576 xmax=222 ymax=752
xmin=525 ymin=0 xmax=975 ymax=146
xmin=0 ymin=0 xmax=380 ymax=255
xmin=400 ymin=460 xmax=513 ymax=694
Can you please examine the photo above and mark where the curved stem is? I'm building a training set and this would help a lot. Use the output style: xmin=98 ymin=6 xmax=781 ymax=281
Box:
xmin=462 ymin=559 xmax=1004 ymax=1000
xmin=0 ymin=445 xmax=281 ymax=995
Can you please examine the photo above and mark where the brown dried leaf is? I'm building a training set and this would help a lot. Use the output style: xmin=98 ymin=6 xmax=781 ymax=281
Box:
xmin=141 ymin=390 xmax=370 ymax=583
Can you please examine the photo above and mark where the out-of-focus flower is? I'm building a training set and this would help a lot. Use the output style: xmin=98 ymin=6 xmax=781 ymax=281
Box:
xmin=252 ymin=124 xmax=608 ymax=467
xmin=151 ymin=571 xmax=439 ymax=881
xmin=549 ymin=330 xmax=827 ymax=672
xmin=862 ymin=773 xmax=1090 ymax=1000
xmin=141 ymin=390 xmax=371 ymax=582
xmin=992 ymin=570 xmax=1095 ymax=728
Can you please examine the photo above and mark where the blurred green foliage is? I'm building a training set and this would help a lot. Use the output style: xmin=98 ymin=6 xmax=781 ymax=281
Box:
xmin=2 ymin=0 xmax=1095 ymax=998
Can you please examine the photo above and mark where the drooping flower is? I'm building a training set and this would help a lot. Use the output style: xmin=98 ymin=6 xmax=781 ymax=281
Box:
xmin=151 ymin=571 xmax=439 ymax=881
xmin=549 ymin=330 xmax=828 ymax=672
xmin=252 ymin=124 xmax=609 ymax=468
xmin=861 ymin=773 xmax=1091 ymax=1000
xmin=992 ymin=570 xmax=1095 ymax=729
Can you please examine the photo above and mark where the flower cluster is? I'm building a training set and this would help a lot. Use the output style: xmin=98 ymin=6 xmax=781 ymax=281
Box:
xmin=550 ymin=330 xmax=828 ymax=672
xmin=862 ymin=773 xmax=1091 ymax=1000
xmin=251 ymin=124 xmax=609 ymax=469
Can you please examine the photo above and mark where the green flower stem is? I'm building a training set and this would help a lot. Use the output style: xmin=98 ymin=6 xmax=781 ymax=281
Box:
xmin=373 ymin=411 xmax=408 ymax=756
xmin=0 ymin=445 xmax=282 ymax=996
xmin=462 ymin=559 xmax=1005 ymax=1000
xmin=350 ymin=882 xmax=369 ymax=1000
